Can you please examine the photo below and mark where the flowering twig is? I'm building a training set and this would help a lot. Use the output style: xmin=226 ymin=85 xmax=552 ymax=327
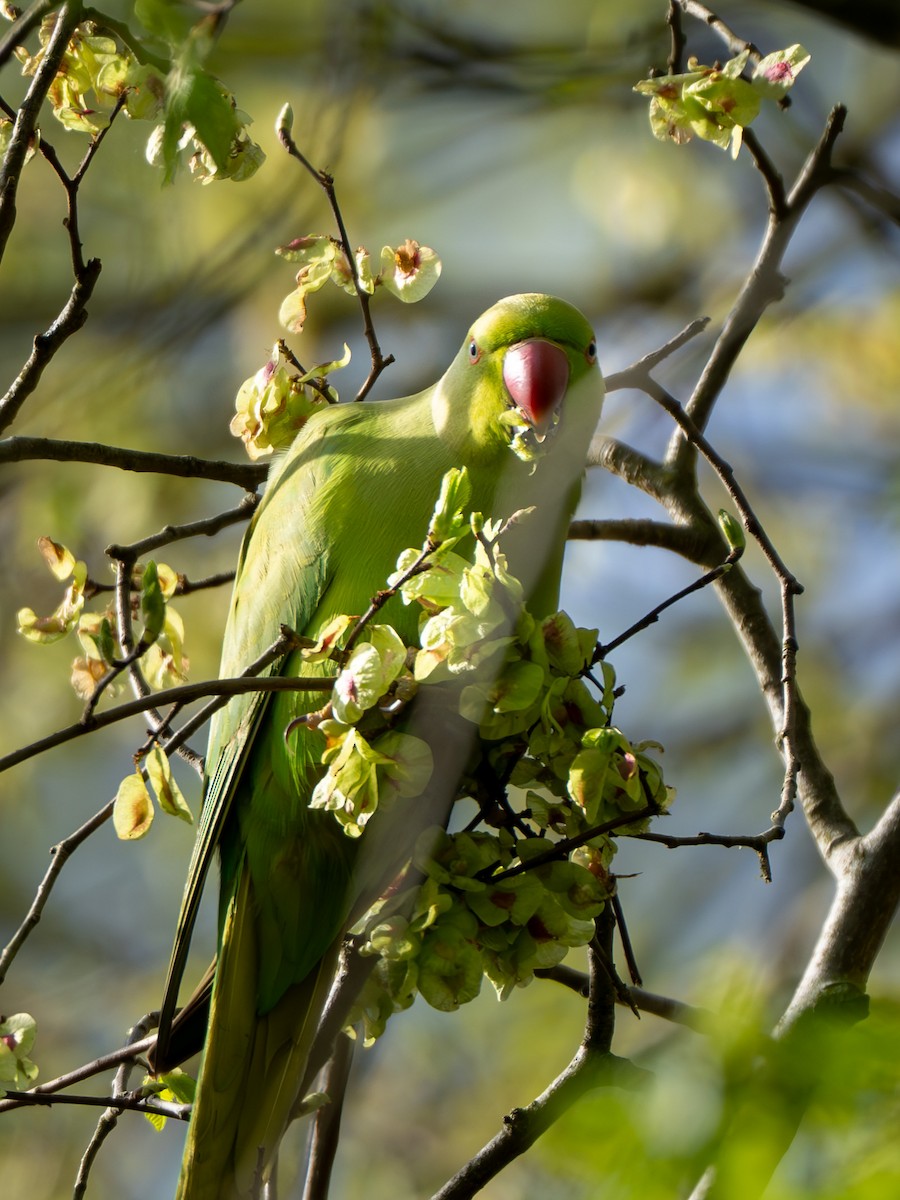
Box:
xmin=275 ymin=115 xmax=395 ymax=401
xmin=0 ymin=1013 xmax=159 ymax=1115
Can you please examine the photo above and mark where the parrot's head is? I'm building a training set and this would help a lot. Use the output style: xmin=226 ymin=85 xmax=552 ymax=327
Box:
xmin=433 ymin=293 xmax=603 ymax=465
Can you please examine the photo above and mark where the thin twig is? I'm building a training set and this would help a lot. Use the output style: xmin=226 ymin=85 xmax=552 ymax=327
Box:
xmin=741 ymin=128 xmax=787 ymax=217
xmin=0 ymin=801 xmax=114 ymax=984
xmin=3 ymin=1088 xmax=187 ymax=1118
xmin=829 ymin=167 xmax=900 ymax=227
xmin=652 ymin=380 xmax=800 ymax=590
xmin=666 ymin=0 xmax=685 ymax=74
xmin=608 ymin=349 xmax=807 ymax=834
xmin=673 ymin=105 xmax=846 ymax=449
xmin=73 ymin=1008 xmax=181 ymax=1195
xmin=602 ymin=317 xmax=710 ymax=393
xmin=175 ymin=570 xmax=237 ymax=595
xmin=73 ymin=1012 xmax=180 ymax=1199
xmin=0 ymin=1014 xmax=159 ymax=1114
xmin=676 ymin=1 xmax=761 ymax=60
xmin=633 ymin=824 xmax=783 ymax=882
xmin=478 ymin=805 xmax=659 ymax=884
xmin=611 ymin=893 xmax=642 ymax=986
xmin=536 ymin=966 xmax=710 ymax=1030
xmin=150 ymin=624 xmax=306 ymax=764
xmin=342 ymin=539 xmax=436 ymax=657
xmin=0 ymin=260 xmax=103 ymax=435
xmin=0 ymin=1 xmax=59 ymax=69
xmin=105 ymin=494 xmax=259 ymax=564
xmin=594 ymin=545 xmax=742 ymax=660
xmin=275 ymin=124 xmax=395 ymax=401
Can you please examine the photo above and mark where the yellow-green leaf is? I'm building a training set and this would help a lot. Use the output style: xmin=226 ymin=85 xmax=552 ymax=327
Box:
xmin=113 ymin=772 xmax=154 ymax=840
xmin=37 ymin=536 xmax=76 ymax=581
xmin=140 ymin=561 xmax=166 ymax=645
xmin=145 ymin=745 xmax=192 ymax=824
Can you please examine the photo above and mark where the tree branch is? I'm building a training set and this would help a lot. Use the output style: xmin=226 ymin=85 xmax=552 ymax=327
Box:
xmin=0 ymin=436 xmax=265 ymax=487
xmin=673 ymin=106 xmax=846 ymax=456
xmin=431 ymin=910 xmax=644 ymax=1199
xmin=301 ymin=1034 xmax=355 ymax=1200
xmin=105 ymin=495 xmax=260 ymax=564
xmin=0 ymin=259 xmax=102 ymax=435
xmin=675 ymin=1 xmax=762 ymax=60
xmin=0 ymin=671 xmax=330 ymax=776
xmin=0 ymin=1 xmax=84 ymax=263
xmin=778 ymin=791 xmax=900 ymax=1032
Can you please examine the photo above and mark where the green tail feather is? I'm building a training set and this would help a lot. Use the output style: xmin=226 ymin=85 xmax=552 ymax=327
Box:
xmin=176 ymin=866 xmax=339 ymax=1200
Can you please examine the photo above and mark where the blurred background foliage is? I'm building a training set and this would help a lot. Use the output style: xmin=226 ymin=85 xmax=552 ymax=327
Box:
xmin=0 ymin=1 xmax=898 ymax=1197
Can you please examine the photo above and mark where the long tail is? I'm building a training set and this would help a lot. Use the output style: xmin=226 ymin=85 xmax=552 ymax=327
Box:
xmin=175 ymin=867 xmax=338 ymax=1200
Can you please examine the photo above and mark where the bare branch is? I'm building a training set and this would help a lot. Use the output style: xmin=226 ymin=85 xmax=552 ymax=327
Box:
xmin=536 ymin=965 xmax=709 ymax=1030
xmin=778 ymin=791 xmax=900 ymax=1032
xmin=594 ymin=545 xmax=742 ymax=660
xmin=2 ymin=1087 xmax=187 ymax=1119
xmin=0 ymin=436 xmax=265 ymax=488
xmin=0 ymin=671 xmax=330 ymax=776
xmin=673 ymin=106 xmax=846 ymax=453
xmin=478 ymin=805 xmax=659 ymax=884
xmin=741 ymin=128 xmax=787 ymax=216
xmin=0 ymin=801 xmax=114 ymax=985
xmin=687 ymin=793 xmax=900 ymax=1200
xmin=633 ymin=823 xmax=783 ymax=882
xmin=666 ymin=0 xmax=685 ymax=74
xmin=431 ymin=911 xmax=645 ymax=1199
xmin=829 ymin=166 xmax=900 ymax=226
xmin=71 ymin=1011 xmax=182 ymax=1200
xmin=675 ymin=1 xmax=762 ymax=60
xmin=568 ymin=516 xmax=694 ymax=554
xmin=603 ymin=317 xmax=710 ymax=392
xmin=105 ymin=495 xmax=260 ymax=564
xmin=0 ymin=259 xmax=103 ymax=435
xmin=301 ymin=1035 xmax=354 ymax=1200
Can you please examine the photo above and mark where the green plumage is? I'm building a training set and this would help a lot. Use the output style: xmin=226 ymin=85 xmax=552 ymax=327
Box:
xmin=160 ymin=294 xmax=604 ymax=1198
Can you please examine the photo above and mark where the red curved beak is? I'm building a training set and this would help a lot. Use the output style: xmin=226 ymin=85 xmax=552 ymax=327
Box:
xmin=502 ymin=339 xmax=570 ymax=434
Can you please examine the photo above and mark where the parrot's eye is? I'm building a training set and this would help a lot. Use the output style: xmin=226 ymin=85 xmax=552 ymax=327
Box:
xmin=585 ymin=340 xmax=597 ymax=364
xmin=468 ymin=338 xmax=481 ymax=364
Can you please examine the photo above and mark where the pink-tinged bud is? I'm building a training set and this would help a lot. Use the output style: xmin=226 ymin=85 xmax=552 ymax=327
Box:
xmin=502 ymin=339 xmax=569 ymax=433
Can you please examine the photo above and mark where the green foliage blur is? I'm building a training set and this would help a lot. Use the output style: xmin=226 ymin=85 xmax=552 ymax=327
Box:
xmin=1 ymin=2 xmax=898 ymax=1198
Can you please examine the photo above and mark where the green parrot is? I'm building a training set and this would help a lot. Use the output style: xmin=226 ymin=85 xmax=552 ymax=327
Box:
xmin=156 ymin=293 xmax=604 ymax=1199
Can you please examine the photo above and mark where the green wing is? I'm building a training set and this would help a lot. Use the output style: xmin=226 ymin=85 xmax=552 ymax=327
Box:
xmin=155 ymin=408 xmax=337 ymax=1059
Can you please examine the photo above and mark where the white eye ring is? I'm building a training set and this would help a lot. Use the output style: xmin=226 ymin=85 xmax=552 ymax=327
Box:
xmin=585 ymin=340 xmax=597 ymax=364
xmin=468 ymin=338 xmax=480 ymax=363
